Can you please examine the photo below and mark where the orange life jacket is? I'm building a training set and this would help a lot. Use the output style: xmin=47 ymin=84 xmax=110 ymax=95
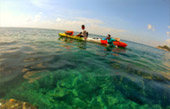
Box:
xmin=65 ymin=31 xmax=74 ymax=36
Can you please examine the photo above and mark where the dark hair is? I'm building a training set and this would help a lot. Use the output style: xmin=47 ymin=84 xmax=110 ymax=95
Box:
xmin=108 ymin=34 xmax=111 ymax=37
xmin=82 ymin=25 xmax=85 ymax=28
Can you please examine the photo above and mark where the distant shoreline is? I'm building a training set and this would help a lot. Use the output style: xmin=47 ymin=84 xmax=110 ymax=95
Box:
xmin=156 ymin=45 xmax=170 ymax=52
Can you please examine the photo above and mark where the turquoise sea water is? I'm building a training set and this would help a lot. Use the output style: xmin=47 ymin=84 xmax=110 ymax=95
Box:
xmin=0 ymin=28 xmax=169 ymax=109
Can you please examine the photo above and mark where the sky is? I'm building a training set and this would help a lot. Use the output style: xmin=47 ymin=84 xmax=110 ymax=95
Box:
xmin=0 ymin=0 xmax=170 ymax=46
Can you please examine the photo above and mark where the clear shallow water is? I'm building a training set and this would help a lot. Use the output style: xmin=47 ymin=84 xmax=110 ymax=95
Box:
xmin=0 ymin=27 xmax=170 ymax=109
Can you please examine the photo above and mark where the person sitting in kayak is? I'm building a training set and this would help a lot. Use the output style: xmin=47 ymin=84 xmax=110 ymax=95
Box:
xmin=106 ymin=34 xmax=117 ymax=47
xmin=77 ymin=25 xmax=88 ymax=40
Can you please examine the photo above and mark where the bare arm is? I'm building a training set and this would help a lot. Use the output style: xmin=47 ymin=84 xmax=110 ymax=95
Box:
xmin=76 ymin=32 xmax=82 ymax=36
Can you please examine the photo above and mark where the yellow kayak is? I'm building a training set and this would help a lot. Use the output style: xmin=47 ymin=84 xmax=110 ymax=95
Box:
xmin=58 ymin=33 xmax=127 ymax=48
xmin=58 ymin=33 xmax=85 ymax=41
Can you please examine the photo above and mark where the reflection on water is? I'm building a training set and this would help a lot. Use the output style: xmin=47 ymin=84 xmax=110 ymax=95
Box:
xmin=163 ymin=53 xmax=170 ymax=71
xmin=161 ymin=53 xmax=170 ymax=81
xmin=58 ymin=36 xmax=87 ymax=50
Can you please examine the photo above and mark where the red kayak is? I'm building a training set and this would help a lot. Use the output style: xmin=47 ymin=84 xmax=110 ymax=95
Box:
xmin=101 ymin=40 xmax=127 ymax=48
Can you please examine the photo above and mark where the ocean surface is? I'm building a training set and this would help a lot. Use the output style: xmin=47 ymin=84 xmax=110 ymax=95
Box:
xmin=0 ymin=27 xmax=169 ymax=109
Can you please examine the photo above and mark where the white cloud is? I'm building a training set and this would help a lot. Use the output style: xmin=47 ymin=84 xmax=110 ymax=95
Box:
xmin=165 ymin=32 xmax=170 ymax=45
xmin=56 ymin=18 xmax=61 ymax=22
xmin=26 ymin=16 xmax=32 ymax=22
xmin=25 ymin=12 xmax=42 ymax=23
xmin=148 ymin=24 xmax=152 ymax=30
xmin=0 ymin=12 xmax=27 ymax=27
xmin=165 ymin=39 xmax=170 ymax=45
xmin=0 ymin=11 xmax=43 ymax=27
xmin=88 ymin=24 xmax=126 ymax=35
xmin=0 ymin=11 xmax=127 ymax=38
xmin=0 ymin=12 xmax=162 ymax=47
xmin=147 ymin=24 xmax=155 ymax=31
xmin=31 ymin=0 xmax=49 ymax=7
xmin=52 ymin=17 xmax=126 ymax=35
xmin=77 ymin=17 xmax=104 ymax=24
xmin=34 ymin=12 xmax=42 ymax=22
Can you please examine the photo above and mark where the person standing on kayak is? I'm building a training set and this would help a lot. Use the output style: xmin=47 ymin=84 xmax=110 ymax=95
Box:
xmin=77 ymin=25 xmax=88 ymax=40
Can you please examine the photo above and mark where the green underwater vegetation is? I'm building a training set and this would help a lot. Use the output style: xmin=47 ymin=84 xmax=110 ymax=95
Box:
xmin=4 ymin=66 xmax=170 ymax=109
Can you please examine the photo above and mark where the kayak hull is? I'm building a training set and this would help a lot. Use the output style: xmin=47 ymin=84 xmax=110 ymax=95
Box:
xmin=58 ymin=33 xmax=127 ymax=48
xmin=100 ymin=40 xmax=127 ymax=48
